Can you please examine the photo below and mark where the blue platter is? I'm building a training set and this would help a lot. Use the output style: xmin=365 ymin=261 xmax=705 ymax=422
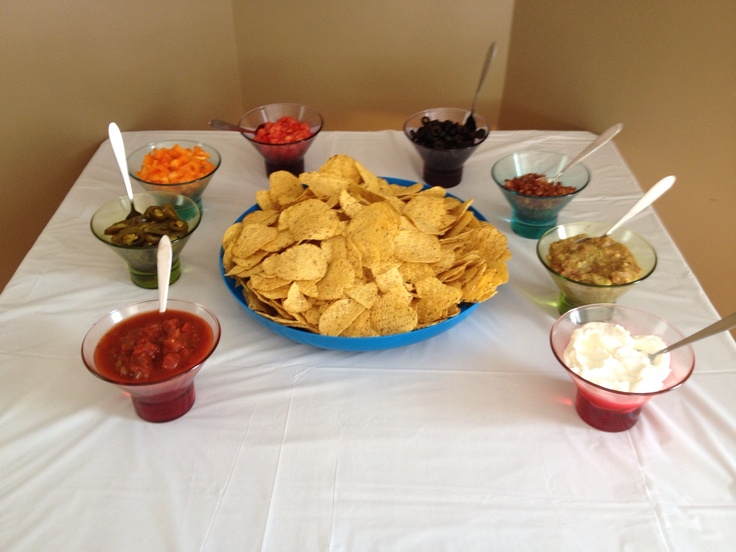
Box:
xmin=219 ymin=177 xmax=486 ymax=351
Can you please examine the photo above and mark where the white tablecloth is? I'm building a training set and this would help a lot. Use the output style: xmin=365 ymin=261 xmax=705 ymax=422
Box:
xmin=1 ymin=130 xmax=734 ymax=551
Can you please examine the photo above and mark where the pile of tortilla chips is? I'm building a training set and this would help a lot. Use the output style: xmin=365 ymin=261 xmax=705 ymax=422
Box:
xmin=222 ymin=154 xmax=511 ymax=337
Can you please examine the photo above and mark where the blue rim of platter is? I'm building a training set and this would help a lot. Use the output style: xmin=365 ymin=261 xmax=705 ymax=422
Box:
xmin=219 ymin=176 xmax=486 ymax=351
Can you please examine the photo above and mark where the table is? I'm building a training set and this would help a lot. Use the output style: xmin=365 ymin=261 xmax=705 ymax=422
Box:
xmin=2 ymin=130 xmax=734 ymax=551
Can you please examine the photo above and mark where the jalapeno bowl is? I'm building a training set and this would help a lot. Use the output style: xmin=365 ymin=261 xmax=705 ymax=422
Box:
xmin=90 ymin=191 xmax=202 ymax=288
xmin=127 ymin=140 xmax=220 ymax=209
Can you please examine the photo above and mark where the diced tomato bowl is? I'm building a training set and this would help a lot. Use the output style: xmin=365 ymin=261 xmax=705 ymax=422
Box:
xmin=239 ymin=103 xmax=323 ymax=175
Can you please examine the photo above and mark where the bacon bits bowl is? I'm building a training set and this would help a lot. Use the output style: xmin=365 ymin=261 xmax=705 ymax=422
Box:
xmin=492 ymin=151 xmax=590 ymax=239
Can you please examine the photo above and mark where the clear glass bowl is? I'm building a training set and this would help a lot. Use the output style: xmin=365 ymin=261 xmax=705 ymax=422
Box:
xmin=491 ymin=151 xmax=590 ymax=238
xmin=550 ymin=303 xmax=695 ymax=431
xmin=127 ymin=140 xmax=220 ymax=209
xmin=90 ymin=191 xmax=201 ymax=288
xmin=537 ymin=221 xmax=656 ymax=313
xmin=239 ymin=103 xmax=323 ymax=176
xmin=81 ymin=299 xmax=221 ymax=422
xmin=403 ymin=107 xmax=489 ymax=188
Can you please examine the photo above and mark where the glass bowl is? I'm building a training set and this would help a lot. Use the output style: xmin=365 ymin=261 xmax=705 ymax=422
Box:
xmin=403 ymin=107 xmax=489 ymax=188
xmin=537 ymin=221 xmax=657 ymax=314
xmin=239 ymin=103 xmax=323 ymax=176
xmin=491 ymin=151 xmax=590 ymax=238
xmin=127 ymin=140 xmax=220 ymax=209
xmin=81 ymin=299 xmax=221 ymax=422
xmin=90 ymin=191 xmax=202 ymax=288
xmin=550 ymin=303 xmax=695 ymax=431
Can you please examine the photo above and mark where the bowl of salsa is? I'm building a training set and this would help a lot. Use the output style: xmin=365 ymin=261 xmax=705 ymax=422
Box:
xmin=81 ymin=299 xmax=221 ymax=422
xmin=239 ymin=103 xmax=323 ymax=176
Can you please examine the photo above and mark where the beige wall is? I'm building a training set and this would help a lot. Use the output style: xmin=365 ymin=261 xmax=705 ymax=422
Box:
xmin=500 ymin=0 xmax=736 ymax=321
xmin=0 ymin=0 xmax=242 ymax=290
xmin=0 ymin=0 xmax=512 ymax=291
xmin=232 ymin=1 xmax=513 ymax=130
xmin=1 ymin=0 xmax=733 ymax=328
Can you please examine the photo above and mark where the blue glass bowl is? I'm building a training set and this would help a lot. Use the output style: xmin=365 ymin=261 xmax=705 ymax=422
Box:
xmin=492 ymin=151 xmax=590 ymax=239
xmin=220 ymin=177 xmax=487 ymax=351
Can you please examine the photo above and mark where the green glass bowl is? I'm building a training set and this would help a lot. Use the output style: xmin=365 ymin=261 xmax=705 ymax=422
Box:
xmin=90 ymin=191 xmax=201 ymax=288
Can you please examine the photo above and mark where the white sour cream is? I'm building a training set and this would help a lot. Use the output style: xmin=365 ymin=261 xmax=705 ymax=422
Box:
xmin=563 ymin=322 xmax=671 ymax=393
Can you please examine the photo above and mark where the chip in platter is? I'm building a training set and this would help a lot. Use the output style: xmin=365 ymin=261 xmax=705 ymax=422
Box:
xmin=222 ymin=154 xmax=511 ymax=340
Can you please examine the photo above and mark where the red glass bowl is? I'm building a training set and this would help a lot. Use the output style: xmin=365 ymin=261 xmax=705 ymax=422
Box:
xmin=550 ymin=304 xmax=695 ymax=431
xmin=81 ymin=299 xmax=221 ymax=422
xmin=239 ymin=103 xmax=323 ymax=176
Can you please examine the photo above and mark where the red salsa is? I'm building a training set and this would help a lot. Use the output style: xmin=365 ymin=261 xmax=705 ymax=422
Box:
xmin=255 ymin=116 xmax=312 ymax=144
xmin=94 ymin=310 xmax=213 ymax=382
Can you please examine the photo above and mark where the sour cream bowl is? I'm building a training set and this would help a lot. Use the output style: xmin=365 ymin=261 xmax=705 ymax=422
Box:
xmin=550 ymin=304 xmax=695 ymax=432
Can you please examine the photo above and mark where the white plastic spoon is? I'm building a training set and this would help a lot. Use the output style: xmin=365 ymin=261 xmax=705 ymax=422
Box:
xmin=603 ymin=175 xmax=676 ymax=236
xmin=550 ymin=123 xmax=623 ymax=182
xmin=576 ymin=175 xmax=676 ymax=243
xmin=108 ymin=122 xmax=140 ymax=219
xmin=157 ymin=234 xmax=172 ymax=313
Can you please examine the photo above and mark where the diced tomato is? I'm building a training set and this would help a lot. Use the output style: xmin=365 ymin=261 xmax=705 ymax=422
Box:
xmin=254 ymin=116 xmax=312 ymax=144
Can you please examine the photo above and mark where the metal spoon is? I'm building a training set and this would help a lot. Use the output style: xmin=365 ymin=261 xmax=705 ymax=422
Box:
xmin=157 ymin=234 xmax=172 ymax=312
xmin=465 ymin=41 xmax=497 ymax=132
xmin=576 ymin=175 xmax=675 ymax=243
xmin=108 ymin=122 xmax=141 ymax=219
xmin=209 ymin=118 xmax=256 ymax=134
xmin=650 ymin=311 xmax=736 ymax=361
xmin=549 ymin=123 xmax=623 ymax=182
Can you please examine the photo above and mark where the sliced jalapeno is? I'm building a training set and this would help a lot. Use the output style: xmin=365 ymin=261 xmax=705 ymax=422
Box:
xmin=144 ymin=205 xmax=168 ymax=222
xmin=104 ymin=221 xmax=131 ymax=235
xmin=111 ymin=227 xmax=145 ymax=246
xmin=168 ymin=220 xmax=187 ymax=233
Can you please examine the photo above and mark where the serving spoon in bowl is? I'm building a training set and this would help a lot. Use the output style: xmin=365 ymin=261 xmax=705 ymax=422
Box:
xmin=465 ymin=41 xmax=497 ymax=132
xmin=157 ymin=234 xmax=172 ymax=312
xmin=108 ymin=122 xmax=141 ymax=219
xmin=209 ymin=118 xmax=256 ymax=135
xmin=576 ymin=175 xmax=676 ymax=243
xmin=549 ymin=123 xmax=623 ymax=182
xmin=649 ymin=311 xmax=736 ymax=361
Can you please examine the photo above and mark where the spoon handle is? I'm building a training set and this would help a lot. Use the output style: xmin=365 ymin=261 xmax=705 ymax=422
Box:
xmin=157 ymin=235 xmax=172 ymax=313
xmin=605 ymin=175 xmax=675 ymax=236
xmin=209 ymin=119 xmax=255 ymax=134
xmin=470 ymin=41 xmax=497 ymax=114
xmin=551 ymin=123 xmax=623 ymax=181
xmin=655 ymin=311 xmax=736 ymax=357
xmin=108 ymin=122 xmax=135 ymax=201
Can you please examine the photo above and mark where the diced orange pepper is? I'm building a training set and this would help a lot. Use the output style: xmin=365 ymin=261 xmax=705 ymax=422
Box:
xmin=136 ymin=144 xmax=215 ymax=184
